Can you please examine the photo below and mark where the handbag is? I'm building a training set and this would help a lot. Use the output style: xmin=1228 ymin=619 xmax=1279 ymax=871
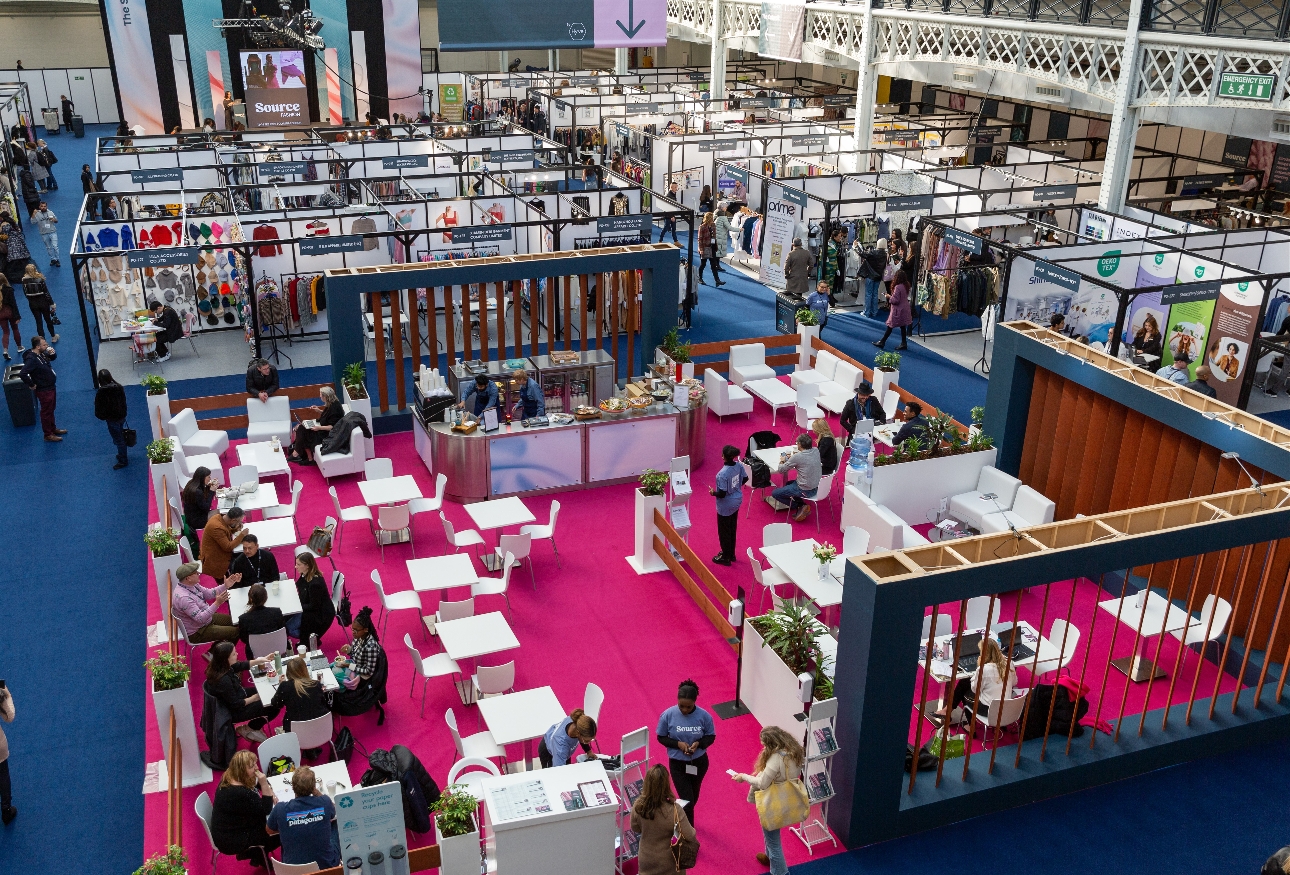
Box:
xmin=754 ymin=777 xmax=810 ymax=832
xmin=307 ymin=522 xmax=334 ymax=557
xmin=123 ymin=421 xmax=138 ymax=447
xmin=670 ymin=804 xmax=699 ymax=871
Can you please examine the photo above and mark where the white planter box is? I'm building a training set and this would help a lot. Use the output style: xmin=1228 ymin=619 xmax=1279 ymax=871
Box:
xmin=796 ymin=324 xmax=820 ymax=369
xmin=342 ymin=383 xmax=374 ymax=460
xmin=152 ymin=551 xmax=183 ymax=630
xmin=145 ymin=390 xmax=170 ymax=442
xmin=151 ymin=680 xmax=212 ymax=788
xmin=740 ymin=619 xmax=819 ymax=732
xmin=874 ymin=367 xmax=899 ymax=399
xmin=150 ymin=461 xmax=180 ymax=525
xmin=868 ymin=448 xmax=997 ymax=525
xmin=626 ymin=490 xmax=668 ymax=575
xmin=436 ymin=816 xmax=481 ymax=875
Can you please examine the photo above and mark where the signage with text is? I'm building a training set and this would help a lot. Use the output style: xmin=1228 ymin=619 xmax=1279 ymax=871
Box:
xmin=241 ymin=49 xmax=309 ymax=128
xmin=262 ymin=161 xmax=308 ymax=175
xmin=741 ymin=97 xmax=772 ymax=108
xmin=451 ymin=224 xmax=514 ymax=244
xmin=822 ymin=95 xmax=852 ymax=106
xmin=127 ymin=247 xmax=200 ymax=268
xmin=942 ymin=227 xmax=982 ymax=254
xmin=569 ymin=76 xmax=598 ymax=85
xmin=437 ymin=0 xmax=668 ymax=50
xmin=335 ymin=782 xmax=406 ymax=875
xmin=687 ymin=72 xmax=708 ymax=81
xmin=791 ymin=134 xmax=827 ymax=147
xmin=299 ymin=235 xmax=365 ymax=255
xmin=625 ymin=102 xmax=659 ymax=114
xmin=879 ymin=129 xmax=918 ymax=141
xmin=382 ymin=155 xmax=430 ymax=170
xmin=597 ymin=214 xmax=652 ymax=235
xmin=615 ymin=123 xmax=630 ymax=139
xmin=491 ymin=150 xmax=535 ymax=163
xmin=1182 ymin=173 xmax=1230 ymax=189
xmin=1218 ymin=72 xmax=1275 ymax=101
xmin=1160 ymin=280 xmax=1220 ymax=305
xmin=555 ymin=100 xmax=571 ymax=112
xmin=130 ymin=168 xmax=183 ymax=184
xmin=1032 ymin=184 xmax=1078 ymax=201
xmin=1033 ymin=259 xmax=1080 ymax=293
xmin=884 ymin=195 xmax=933 ymax=211
xmin=698 ymin=140 xmax=739 ymax=152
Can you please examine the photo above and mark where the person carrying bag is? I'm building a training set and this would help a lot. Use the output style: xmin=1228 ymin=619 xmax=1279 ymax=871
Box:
xmin=732 ymin=726 xmax=808 ymax=875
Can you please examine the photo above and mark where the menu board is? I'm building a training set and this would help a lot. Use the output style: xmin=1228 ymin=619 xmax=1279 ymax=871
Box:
xmin=488 ymin=780 xmax=552 ymax=822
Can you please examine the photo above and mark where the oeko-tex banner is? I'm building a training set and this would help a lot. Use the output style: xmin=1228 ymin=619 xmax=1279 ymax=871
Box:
xmin=102 ymin=0 xmax=165 ymax=133
xmin=241 ymin=50 xmax=309 ymax=128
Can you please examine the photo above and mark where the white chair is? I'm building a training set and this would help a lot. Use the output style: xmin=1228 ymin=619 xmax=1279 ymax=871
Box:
xmin=263 ymin=480 xmax=305 ymax=538
xmin=167 ymin=494 xmax=184 ymax=531
xmin=428 ymin=596 xmax=475 ymax=637
xmin=472 ymin=660 xmax=517 ymax=714
xmin=1032 ymin=618 xmax=1081 ymax=679
xmin=292 ymin=712 xmax=336 ymax=760
xmin=763 ymin=522 xmax=793 ymax=548
xmin=446 ymin=755 xmax=502 ymax=801
xmin=446 ymin=708 xmax=505 ymax=762
xmin=519 ymin=500 xmax=561 ymax=568
xmin=948 ymin=466 xmax=1024 ymax=532
xmin=229 ymin=464 xmax=259 ymax=489
xmin=964 ymin=596 xmax=1002 ymax=630
xmin=404 ymin=633 xmax=462 ymax=717
xmin=971 ymin=692 xmax=1028 ymax=748
xmin=749 ymin=547 xmax=791 ymax=612
xmin=364 ymin=457 xmax=394 ymax=481
xmin=881 ymin=389 xmax=901 ymax=421
xmin=471 ymin=553 xmax=516 ymax=619
xmin=257 ymin=731 xmax=301 ymax=773
xmin=584 ymin=682 xmax=605 ymax=722
xmin=729 ymin=342 xmax=776 ymax=386
xmin=800 ymin=472 xmax=835 ymax=531
xmin=172 ymin=441 xmax=224 ymax=487
xmin=495 ymin=533 xmax=534 ymax=589
xmin=741 ymin=460 xmax=770 ymax=518
xmin=168 ymin=407 xmax=230 ymax=458
xmin=790 ymin=349 xmax=840 ymax=390
xmin=330 ymin=571 xmax=350 ymax=641
xmin=794 ymin=384 xmax=824 ymax=430
xmin=842 ymin=526 xmax=870 ymax=557
xmin=921 ymin=613 xmax=954 ymax=640
xmin=247 ymin=627 xmax=288 ymax=659
xmin=317 ymin=426 xmax=368 ymax=480
xmin=1170 ymin=594 xmax=1233 ymax=657
xmin=441 ymin=512 xmax=485 ymax=556
xmin=372 ymin=569 xmax=426 ymax=639
xmin=197 ymin=790 xmax=269 ymax=873
xmin=329 ymin=486 xmax=373 ymax=549
xmin=179 ymin=535 xmax=197 ymax=563
xmin=705 ymin=367 xmax=754 ymax=418
xmin=980 ymin=485 xmax=1057 ymax=534
xmin=408 ymin=473 xmax=449 ymax=527
xmin=272 ymin=860 xmax=320 ymax=874
xmin=246 ymin=396 xmax=292 ymax=445
xmin=377 ymin=504 xmax=415 ymax=562
xmin=310 ymin=516 xmax=339 ymax=576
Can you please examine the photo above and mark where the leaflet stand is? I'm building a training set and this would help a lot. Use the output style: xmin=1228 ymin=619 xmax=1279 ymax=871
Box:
xmin=667 ymin=455 xmax=692 ymax=560
xmin=610 ymin=727 xmax=650 ymax=875
xmin=791 ymin=696 xmax=839 ymax=854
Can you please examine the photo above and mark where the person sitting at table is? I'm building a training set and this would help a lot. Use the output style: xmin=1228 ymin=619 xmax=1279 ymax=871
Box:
xmin=181 ymin=467 xmax=217 ymax=547
xmin=173 ymin=562 xmax=242 ymax=643
xmin=246 ymin=358 xmax=280 ymax=402
xmin=210 ymin=750 xmax=281 ymax=866
xmin=811 ymin=418 xmax=838 ymax=476
xmin=513 ymin=368 xmax=546 ymax=419
xmin=237 ymin=583 xmax=287 ymax=657
xmin=934 ymin=636 xmax=1016 ymax=726
xmin=456 ymin=373 xmax=500 ymax=418
xmin=288 ymin=386 xmax=344 ymax=464
xmin=147 ymin=300 xmax=183 ymax=362
xmin=201 ymin=506 xmax=248 ymax=584
xmin=205 ymin=641 xmax=279 ymax=741
xmin=1130 ymin=313 xmax=1163 ymax=368
xmin=838 ymin=381 xmax=886 ymax=445
xmin=228 ymin=534 xmax=280 ymax=589
xmin=333 ymin=607 xmax=388 ymax=724
xmin=266 ymin=766 xmax=340 ymax=870
xmin=772 ymin=433 xmax=822 ymax=523
xmin=269 ymin=656 xmax=332 ymax=733
xmin=892 ymin=401 xmax=929 ymax=446
xmin=286 ymin=553 xmax=334 ymax=644
xmin=539 ymin=707 xmax=598 ymax=769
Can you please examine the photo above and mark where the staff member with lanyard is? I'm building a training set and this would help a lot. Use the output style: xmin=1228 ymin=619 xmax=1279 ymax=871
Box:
xmin=513 ymin=369 xmax=546 ymax=419
xmin=456 ymin=374 xmax=501 ymax=419
xmin=656 ymin=679 xmax=715 ymax=828
xmin=539 ymin=709 xmax=597 ymax=769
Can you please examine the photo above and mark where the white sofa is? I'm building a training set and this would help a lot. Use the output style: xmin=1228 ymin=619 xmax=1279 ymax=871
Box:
xmin=168 ymin=407 xmax=229 ymax=458
xmin=246 ymin=397 xmax=293 ymax=445
xmin=790 ymin=350 xmax=840 ymax=390
xmin=317 ymin=426 xmax=368 ymax=480
xmin=980 ymin=485 xmax=1056 ymax=533
xmin=817 ymin=362 xmax=865 ymax=415
xmin=840 ymin=484 xmax=906 ymax=551
xmin=705 ymin=368 xmax=753 ymax=418
xmin=949 ymin=466 xmax=1024 ymax=531
xmin=729 ymin=343 xmax=776 ymax=386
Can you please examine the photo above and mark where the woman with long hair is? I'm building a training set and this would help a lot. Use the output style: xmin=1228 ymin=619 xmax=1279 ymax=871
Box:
xmin=269 ymin=655 xmax=331 ymax=732
xmin=937 ymin=636 xmax=1016 ymax=724
xmin=873 ymin=268 xmax=911 ymax=350
xmin=1132 ymin=313 xmax=1163 ymax=365
xmin=732 ymin=726 xmax=806 ymax=875
xmin=287 ymin=553 xmax=334 ymax=644
xmin=93 ymin=368 xmax=129 ymax=469
xmin=697 ymin=212 xmax=725 ymax=287
xmin=699 ymin=184 xmax=713 ymax=216
xmin=810 ymin=418 xmax=838 ymax=476
xmin=631 ymin=764 xmax=696 ymax=875
xmin=289 ymin=385 xmax=344 ymax=463
xmin=236 ymin=583 xmax=286 ymax=656
xmin=210 ymin=750 xmax=281 ymax=864
xmin=203 ymin=641 xmax=278 ymax=740
xmin=181 ymin=466 xmax=217 ymax=548
xmin=0 ymin=275 xmax=21 ymax=361
xmin=21 ymin=262 xmax=54 ymax=341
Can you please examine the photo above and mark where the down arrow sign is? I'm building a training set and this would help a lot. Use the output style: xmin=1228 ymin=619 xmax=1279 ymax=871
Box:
xmin=617 ymin=0 xmax=646 ymax=37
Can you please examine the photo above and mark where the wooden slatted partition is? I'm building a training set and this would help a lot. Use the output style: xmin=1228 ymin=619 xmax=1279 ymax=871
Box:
xmin=652 ymin=509 xmax=739 ymax=649
xmin=391 ymin=292 xmax=405 ymax=411
xmin=443 ymin=285 xmax=457 ymax=367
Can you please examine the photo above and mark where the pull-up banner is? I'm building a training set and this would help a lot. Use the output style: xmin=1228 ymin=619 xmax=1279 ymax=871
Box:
xmin=102 ymin=0 xmax=165 ymax=133
xmin=437 ymin=0 xmax=666 ymax=49
xmin=758 ymin=0 xmax=806 ymax=62
xmin=759 ymin=185 xmax=807 ymax=289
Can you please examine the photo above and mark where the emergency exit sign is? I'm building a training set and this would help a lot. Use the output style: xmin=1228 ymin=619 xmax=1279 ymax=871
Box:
xmin=1218 ymin=72 xmax=1275 ymax=101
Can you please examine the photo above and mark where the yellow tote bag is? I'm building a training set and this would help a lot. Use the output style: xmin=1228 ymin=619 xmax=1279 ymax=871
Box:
xmin=755 ymin=778 xmax=811 ymax=831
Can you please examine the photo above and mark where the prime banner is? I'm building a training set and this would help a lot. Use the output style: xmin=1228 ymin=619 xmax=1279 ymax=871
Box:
xmin=437 ymin=0 xmax=666 ymax=50
xmin=241 ymin=50 xmax=309 ymax=128
xmin=759 ymin=184 xmax=807 ymax=290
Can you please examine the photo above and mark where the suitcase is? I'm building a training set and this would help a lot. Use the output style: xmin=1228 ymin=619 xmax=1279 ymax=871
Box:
xmin=71 ymin=116 xmax=85 ymax=138
xmin=41 ymin=109 xmax=60 ymax=134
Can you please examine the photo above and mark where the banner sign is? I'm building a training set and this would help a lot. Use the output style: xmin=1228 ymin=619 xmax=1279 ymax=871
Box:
xmin=128 ymin=247 xmax=200 ymax=268
xmin=614 ymin=123 xmax=630 ymax=139
xmin=491 ymin=150 xmax=535 ymax=163
xmin=884 ymin=195 xmax=932 ymax=211
xmin=1218 ymin=72 xmax=1275 ymax=101
xmin=569 ymin=76 xmax=598 ymax=85
xmin=1208 ymin=281 xmax=1263 ymax=406
xmin=758 ymin=0 xmax=806 ymax=62
xmin=687 ymin=72 xmax=707 ymax=81
xmin=1160 ymin=280 xmax=1220 ymax=305
xmin=822 ymin=95 xmax=852 ymax=106
xmin=382 ymin=155 xmax=430 ymax=170
xmin=597 ymin=214 xmax=652 ymax=235
xmin=451 ymin=224 xmax=514 ymax=244
xmin=335 ymin=782 xmax=407 ymax=875
xmin=1033 ymin=259 xmax=1080 ymax=293
xmin=759 ymin=184 xmax=807 ymax=289
xmin=879 ymin=129 xmax=919 ymax=141
xmin=437 ymin=0 xmax=667 ymax=50
xmin=942 ymin=227 xmax=982 ymax=254
xmin=791 ymin=134 xmax=827 ymax=147
xmin=439 ymin=82 xmax=465 ymax=121
xmin=241 ymin=50 xmax=309 ymax=128
xmin=130 ymin=168 xmax=183 ymax=185
xmin=1182 ymin=173 xmax=1230 ymax=189
xmin=300 ymin=235 xmax=365 ymax=255
xmin=554 ymin=100 xmax=571 ymax=112
xmin=1032 ymin=184 xmax=1078 ymax=201
xmin=698 ymin=140 xmax=739 ymax=152
xmin=102 ymin=0 xmax=165 ymax=133
xmin=262 ymin=161 xmax=308 ymax=175
xmin=625 ymin=103 xmax=659 ymax=114
xmin=1223 ymin=135 xmax=1253 ymax=168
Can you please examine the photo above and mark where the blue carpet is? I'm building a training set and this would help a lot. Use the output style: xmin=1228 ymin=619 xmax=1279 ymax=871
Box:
xmin=0 ymin=125 xmax=146 ymax=873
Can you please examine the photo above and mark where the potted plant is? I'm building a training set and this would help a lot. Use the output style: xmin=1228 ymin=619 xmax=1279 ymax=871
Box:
xmin=873 ymin=350 xmax=901 ymax=397
xmin=134 ymin=845 xmax=187 ymax=875
xmin=627 ymin=469 xmax=671 ymax=575
xmin=341 ymin=364 xmax=372 ymax=455
xmin=147 ymin=524 xmax=184 ymax=621
xmin=146 ymin=649 xmax=210 ymax=786
xmin=794 ymin=307 xmax=821 ymax=368
xmin=657 ymin=328 xmax=694 ymax=380
xmin=920 ymin=409 xmax=958 ymax=458
xmin=742 ymin=602 xmax=836 ymax=730
xmin=146 ymin=438 xmax=174 ymax=464
xmin=147 ymin=438 xmax=180 ymax=525
xmin=142 ymin=374 xmax=170 ymax=442
xmin=970 ymin=405 xmax=985 ymax=437
xmin=433 ymin=785 xmax=481 ymax=875
xmin=812 ymin=542 xmax=836 ymax=581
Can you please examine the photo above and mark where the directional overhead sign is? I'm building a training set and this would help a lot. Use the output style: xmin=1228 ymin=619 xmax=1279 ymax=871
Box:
xmin=437 ymin=0 xmax=666 ymax=50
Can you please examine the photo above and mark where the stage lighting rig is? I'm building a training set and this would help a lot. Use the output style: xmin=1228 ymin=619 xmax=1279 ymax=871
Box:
xmin=214 ymin=0 xmax=325 ymax=51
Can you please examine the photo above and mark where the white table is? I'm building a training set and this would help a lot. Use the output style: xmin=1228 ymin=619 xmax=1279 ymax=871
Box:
xmin=465 ymin=496 xmax=536 ymax=570
xmin=264 ymin=759 xmax=351 ymax=802
xmin=761 ymin=539 xmax=844 ymax=608
xmin=249 ymin=652 xmax=341 ymax=702
xmin=237 ymin=517 xmax=298 ymax=551
xmin=358 ymin=474 xmax=423 ymax=506
xmin=872 ymin=423 xmax=901 ymax=447
xmin=407 ymin=553 xmax=479 ymax=594
xmin=921 ymin=621 xmax=1056 ymax=685
xmin=478 ymin=686 xmax=566 ymax=771
xmin=228 ymin=579 xmax=302 ymax=617
xmin=743 ymin=378 xmax=797 ymax=426
xmin=217 ymin=481 xmax=280 ymax=515
xmin=237 ymin=441 xmax=294 ymax=489
xmin=1097 ymin=590 xmax=1191 ymax=681
xmin=437 ymin=611 xmax=522 ymax=704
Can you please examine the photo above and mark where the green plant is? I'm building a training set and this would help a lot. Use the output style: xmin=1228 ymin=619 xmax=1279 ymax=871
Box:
xmin=874 ymin=351 xmax=901 ymax=370
xmin=658 ymin=327 xmax=691 ymax=363
xmin=639 ymin=468 xmax=669 ymax=496
xmin=795 ymin=307 xmax=820 ymax=327
xmin=145 ymin=651 xmax=190 ymax=691
xmin=749 ymin=602 xmax=833 ymax=701
xmin=146 ymin=438 xmax=174 ymax=464
xmin=873 ymin=453 xmax=893 ymax=466
xmin=144 ymin=526 xmax=180 ymax=557
xmin=921 ymin=409 xmax=957 ymax=457
xmin=134 ymin=845 xmax=187 ymax=875
xmin=970 ymin=405 xmax=986 ymax=426
xmin=342 ymin=362 xmax=367 ymax=398
xmin=141 ymin=374 xmax=168 ymax=396
xmin=432 ymin=785 xmax=480 ymax=837
xmin=967 ymin=430 xmax=996 ymax=451
xmin=898 ymin=436 xmax=925 ymax=461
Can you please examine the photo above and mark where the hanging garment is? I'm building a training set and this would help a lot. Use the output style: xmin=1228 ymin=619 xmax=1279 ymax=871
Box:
xmin=252 ymin=224 xmax=282 ymax=256
xmin=351 ymin=215 xmax=379 ymax=251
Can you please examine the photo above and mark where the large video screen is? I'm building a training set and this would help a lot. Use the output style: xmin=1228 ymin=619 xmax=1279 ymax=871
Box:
xmin=240 ymin=50 xmax=309 ymax=128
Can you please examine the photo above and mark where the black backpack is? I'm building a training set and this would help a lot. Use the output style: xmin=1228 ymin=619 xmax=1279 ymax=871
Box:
xmin=1021 ymin=683 xmax=1090 ymax=740
xmin=362 ymin=747 xmax=436 ymax=834
xmin=744 ymin=454 xmax=772 ymax=489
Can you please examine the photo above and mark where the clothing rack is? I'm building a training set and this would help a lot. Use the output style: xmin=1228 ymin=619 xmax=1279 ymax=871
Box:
xmin=279 ymin=271 xmax=328 ymax=340
xmin=256 ymin=273 xmax=292 ymax=367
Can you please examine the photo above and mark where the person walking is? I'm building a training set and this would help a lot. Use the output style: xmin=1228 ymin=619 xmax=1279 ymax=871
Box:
xmin=0 ymin=276 xmax=21 ymax=362
xmin=25 ymin=144 xmax=47 ymax=193
xmin=0 ymin=682 xmax=16 ymax=824
xmin=0 ymin=216 xmax=31 ymax=288
xmin=80 ymin=164 xmax=99 ymax=220
xmin=630 ymin=764 xmax=696 ymax=875
xmin=17 ymin=165 xmax=39 ymax=221
xmin=22 ymin=264 xmax=56 ymax=342
xmin=783 ymin=239 xmax=814 ymax=298
xmin=19 ymin=335 xmax=63 ymax=441
xmin=708 ymin=445 xmax=746 ymax=566
xmin=94 ymin=369 xmax=130 ymax=469
xmin=714 ymin=206 xmax=732 ymax=269
xmin=30 ymin=202 xmax=58 ymax=267
xmin=60 ymin=95 xmax=75 ymax=133
xmin=822 ymin=229 xmax=842 ymax=305
xmin=662 ymin=182 xmax=681 ymax=242
xmin=697 ymin=213 xmax=725 ymax=286
xmin=861 ymin=237 xmax=888 ymax=319
xmin=656 ymin=679 xmax=715 ymax=828
xmin=731 ymin=726 xmax=808 ymax=875
xmin=872 ymin=268 xmax=911 ymax=350
xmin=35 ymin=141 xmax=57 ymax=191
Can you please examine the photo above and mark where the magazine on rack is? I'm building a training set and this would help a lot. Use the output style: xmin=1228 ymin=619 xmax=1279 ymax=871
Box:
xmin=812 ymin=727 xmax=838 ymax=755
xmin=578 ymin=780 xmax=613 ymax=807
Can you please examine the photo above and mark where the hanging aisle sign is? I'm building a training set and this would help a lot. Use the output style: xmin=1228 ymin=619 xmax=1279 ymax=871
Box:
xmin=300 ymin=235 xmax=365 ymax=255
xmin=436 ymin=0 xmax=666 ymax=50
xmin=822 ymin=95 xmax=852 ymax=106
xmin=759 ymin=184 xmax=807 ymax=289
xmin=131 ymin=168 xmax=184 ymax=185
xmin=128 ymin=247 xmax=201 ymax=269
xmin=624 ymin=103 xmax=660 ymax=114
xmin=614 ymin=123 xmax=630 ymax=139
xmin=491 ymin=150 xmax=535 ymax=163
xmin=942 ymin=227 xmax=982 ymax=254
xmin=451 ymin=224 xmax=514 ymax=244
xmin=791 ymin=134 xmax=827 ymax=147
xmin=382 ymin=155 xmax=429 ymax=170
xmin=1032 ymin=184 xmax=1078 ymax=201
xmin=1160 ymin=280 xmax=1220 ymax=305
xmin=1033 ymin=259 xmax=1080 ymax=293
xmin=1218 ymin=72 xmax=1275 ymax=101
xmin=884 ymin=195 xmax=932 ymax=211
xmin=597 ymin=214 xmax=652 ymax=235
xmin=698 ymin=140 xmax=739 ymax=152
xmin=262 ymin=161 xmax=309 ymax=175
xmin=758 ymin=0 xmax=806 ymax=62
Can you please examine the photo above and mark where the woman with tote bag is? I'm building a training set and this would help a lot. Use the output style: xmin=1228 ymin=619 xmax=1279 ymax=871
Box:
xmin=731 ymin=726 xmax=808 ymax=875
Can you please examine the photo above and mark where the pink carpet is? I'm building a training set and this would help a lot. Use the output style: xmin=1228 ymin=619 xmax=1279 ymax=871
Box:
xmin=142 ymin=385 xmax=852 ymax=874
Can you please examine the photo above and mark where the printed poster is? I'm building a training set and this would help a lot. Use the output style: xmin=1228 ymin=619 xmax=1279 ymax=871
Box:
xmin=759 ymin=184 xmax=806 ymax=290
xmin=1136 ymin=247 xmax=1179 ymax=288
xmin=103 ymin=0 xmax=165 ymax=133
xmin=1123 ymin=291 xmax=1167 ymax=355
xmin=1162 ymin=297 xmax=1217 ymax=380
xmin=1207 ymin=279 xmax=1263 ymax=406
xmin=439 ymin=83 xmax=465 ymax=122
xmin=241 ymin=50 xmax=309 ymax=128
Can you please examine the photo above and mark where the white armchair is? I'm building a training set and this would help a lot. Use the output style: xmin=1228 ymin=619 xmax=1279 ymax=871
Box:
xmin=949 ymin=466 xmax=1024 ymax=532
xmin=171 ymin=440 xmax=224 ymax=486
xmin=705 ymin=368 xmax=753 ymax=418
xmin=729 ymin=343 xmax=776 ymax=386
xmin=246 ymin=397 xmax=292 ymax=445
xmin=980 ymin=485 xmax=1057 ymax=534
xmin=168 ymin=407 xmax=229 ymax=458
xmin=316 ymin=427 xmax=368 ymax=480
xmin=790 ymin=350 xmax=840 ymax=390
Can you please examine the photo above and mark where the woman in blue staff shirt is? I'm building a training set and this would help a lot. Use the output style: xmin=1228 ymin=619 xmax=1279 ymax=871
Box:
xmin=656 ymin=679 xmax=715 ymax=829
xmin=709 ymin=444 xmax=746 ymax=566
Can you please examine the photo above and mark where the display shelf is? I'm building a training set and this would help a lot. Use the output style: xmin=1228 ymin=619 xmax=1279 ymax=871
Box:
xmin=791 ymin=696 xmax=839 ymax=855
xmin=609 ymin=727 xmax=650 ymax=875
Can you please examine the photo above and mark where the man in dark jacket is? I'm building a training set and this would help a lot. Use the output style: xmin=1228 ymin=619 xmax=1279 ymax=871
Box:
xmin=80 ymin=164 xmax=98 ymax=220
xmin=17 ymin=167 xmax=39 ymax=220
xmin=860 ymin=242 xmax=888 ymax=319
xmin=246 ymin=358 xmax=279 ymax=401
xmin=19 ymin=336 xmax=62 ymax=440
xmin=839 ymin=381 xmax=886 ymax=444
xmin=149 ymin=301 xmax=183 ymax=361
xmin=783 ymin=238 xmax=814 ymax=297
xmin=364 ymin=746 xmax=440 ymax=832
xmin=60 ymin=96 xmax=74 ymax=132
xmin=892 ymin=401 xmax=928 ymax=446
xmin=93 ymin=368 xmax=129 ymax=468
